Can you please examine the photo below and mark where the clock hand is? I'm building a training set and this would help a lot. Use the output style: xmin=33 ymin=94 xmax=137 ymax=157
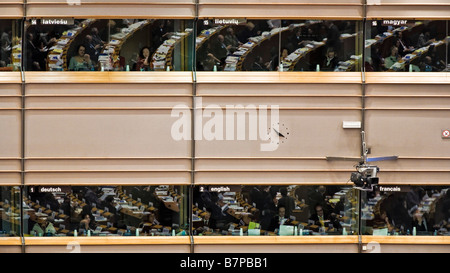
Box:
xmin=273 ymin=128 xmax=285 ymax=138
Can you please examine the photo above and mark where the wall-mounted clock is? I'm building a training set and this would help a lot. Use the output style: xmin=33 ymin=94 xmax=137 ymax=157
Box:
xmin=267 ymin=122 xmax=290 ymax=145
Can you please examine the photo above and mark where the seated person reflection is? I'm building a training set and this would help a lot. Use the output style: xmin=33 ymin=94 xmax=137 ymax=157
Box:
xmin=384 ymin=46 xmax=400 ymax=70
xmin=223 ymin=27 xmax=241 ymax=54
xmin=394 ymin=31 xmax=414 ymax=57
xmin=78 ymin=205 xmax=97 ymax=233
xmin=251 ymin=56 xmax=269 ymax=71
xmin=277 ymin=187 xmax=295 ymax=219
xmin=372 ymin=209 xmax=394 ymax=234
xmin=209 ymin=35 xmax=229 ymax=68
xmin=136 ymin=46 xmax=152 ymax=71
xmin=210 ymin=194 xmax=238 ymax=231
xmin=412 ymin=208 xmax=430 ymax=234
xmin=268 ymin=206 xmax=290 ymax=232
xmin=31 ymin=217 xmax=56 ymax=236
xmin=322 ymin=47 xmax=339 ymax=71
xmin=309 ymin=204 xmax=341 ymax=231
xmin=69 ymin=44 xmax=94 ymax=71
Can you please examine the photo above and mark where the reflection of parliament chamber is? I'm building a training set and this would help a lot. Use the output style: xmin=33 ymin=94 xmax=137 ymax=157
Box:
xmin=1 ymin=0 xmax=450 ymax=254
xmin=195 ymin=20 xmax=359 ymax=72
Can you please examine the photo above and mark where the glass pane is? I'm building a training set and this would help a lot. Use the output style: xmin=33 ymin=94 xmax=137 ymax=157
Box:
xmin=0 ymin=19 xmax=22 ymax=71
xmin=365 ymin=20 xmax=448 ymax=72
xmin=109 ymin=19 xmax=194 ymax=71
xmin=23 ymin=185 xmax=189 ymax=237
xmin=195 ymin=19 xmax=361 ymax=72
xmin=195 ymin=19 xmax=281 ymax=71
xmin=192 ymin=185 xmax=359 ymax=236
xmin=0 ymin=186 xmax=21 ymax=236
xmin=361 ymin=186 xmax=450 ymax=236
xmin=24 ymin=18 xmax=193 ymax=71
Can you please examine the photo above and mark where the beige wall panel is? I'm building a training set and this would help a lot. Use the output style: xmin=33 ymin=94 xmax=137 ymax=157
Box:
xmin=24 ymin=244 xmax=190 ymax=253
xmin=0 ymin=159 xmax=21 ymax=171
xmin=365 ymin=110 xmax=450 ymax=157
xmin=367 ymin=0 xmax=450 ymax=4
xmin=25 ymin=110 xmax=190 ymax=158
xmin=196 ymin=72 xmax=362 ymax=84
xmin=194 ymin=244 xmax=358 ymax=253
xmin=24 ymin=72 xmax=194 ymax=84
xmin=195 ymin=158 xmax=354 ymax=171
xmin=197 ymin=83 xmax=361 ymax=96
xmin=378 ymin=171 xmax=450 ymax=184
xmin=0 ymin=5 xmax=23 ymax=18
xmin=366 ymin=97 xmax=450 ymax=109
xmin=25 ymin=96 xmax=192 ymax=109
xmin=375 ymin=158 xmax=450 ymax=171
xmin=0 ymin=84 xmax=21 ymax=96
xmin=0 ymin=97 xmax=21 ymax=109
xmin=196 ymin=110 xmax=361 ymax=157
xmin=366 ymin=84 xmax=450 ymax=96
xmin=366 ymin=5 xmax=450 ymax=19
xmin=365 ymin=73 xmax=449 ymax=84
xmin=200 ymin=0 xmax=362 ymax=3
xmin=0 ymin=245 xmax=22 ymax=253
xmin=0 ymin=238 xmax=22 ymax=253
xmin=25 ymin=159 xmax=191 ymax=171
xmin=0 ymin=72 xmax=21 ymax=84
xmin=0 ymin=110 xmax=21 ymax=158
xmin=26 ymin=0 xmax=193 ymax=3
xmin=25 ymin=83 xmax=193 ymax=96
xmin=24 ymin=171 xmax=190 ymax=185
xmin=26 ymin=4 xmax=195 ymax=18
xmin=198 ymin=5 xmax=363 ymax=19
xmin=199 ymin=97 xmax=361 ymax=109
xmin=195 ymin=171 xmax=351 ymax=184
xmin=364 ymin=244 xmax=450 ymax=253
xmin=0 ymin=173 xmax=21 ymax=185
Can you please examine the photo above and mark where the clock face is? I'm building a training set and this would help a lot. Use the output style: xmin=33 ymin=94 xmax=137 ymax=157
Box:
xmin=267 ymin=122 xmax=290 ymax=145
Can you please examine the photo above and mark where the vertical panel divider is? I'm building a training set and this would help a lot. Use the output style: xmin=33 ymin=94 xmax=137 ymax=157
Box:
xmin=20 ymin=0 xmax=27 ymax=253
xmin=358 ymin=0 xmax=368 ymax=254
xmin=189 ymin=0 xmax=199 ymax=253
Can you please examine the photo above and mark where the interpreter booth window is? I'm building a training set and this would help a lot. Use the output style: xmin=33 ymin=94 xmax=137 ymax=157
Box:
xmin=23 ymin=185 xmax=189 ymax=237
xmin=196 ymin=19 xmax=362 ymax=72
xmin=0 ymin=19 xmax=22 ymax=71
xmin=361 ymin=186 xmax=450 ymax=236
xmin=0 ymin=186 xmax=21 ymax=237
xmin=24 ymin=18 xmax=194 ymax=71
xmin=192 ymin=185 xmax=359 ymax=236
xmin=365 ymin=20 xmax=449 ymax=72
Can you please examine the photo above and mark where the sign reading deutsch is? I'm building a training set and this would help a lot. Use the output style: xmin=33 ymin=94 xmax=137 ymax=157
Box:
xmin=30 ymin=186 xmax=71 ymax=194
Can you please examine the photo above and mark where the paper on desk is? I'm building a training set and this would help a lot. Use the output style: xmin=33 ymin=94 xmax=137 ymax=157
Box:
xmin=156 ymin=45 xmax=171 ymax=54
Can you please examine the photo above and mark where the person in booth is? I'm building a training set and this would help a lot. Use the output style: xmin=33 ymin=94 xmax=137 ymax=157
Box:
xmin=321 ymin=47 xmax=340 ymax=71
xmin=135 ymin=46 xmax=152 ymax=71
xmin=69 ymin=44 xmax=94 ymax=71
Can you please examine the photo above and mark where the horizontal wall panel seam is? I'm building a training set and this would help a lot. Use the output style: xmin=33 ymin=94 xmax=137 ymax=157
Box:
xmin=365 ymin=108 xmax=450 ymax=110
xmin=23 ymin=107 xmax=192 ymax=110
xmin=24 ymin=95 xmax=193 ymax=97
xmin=24 ymin=170 xmax=191 ymax=172
xmin=25 ymin=157 xmax=192 ymax=159
xmin=194 ymin=169 xmax=355 ymax=172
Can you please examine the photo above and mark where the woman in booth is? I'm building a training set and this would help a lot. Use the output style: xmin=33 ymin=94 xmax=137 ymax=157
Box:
xmin=135 ymin=46 xmax=152 ymax=71
xmin=69 ymin=44 xmax=94 ymax=71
